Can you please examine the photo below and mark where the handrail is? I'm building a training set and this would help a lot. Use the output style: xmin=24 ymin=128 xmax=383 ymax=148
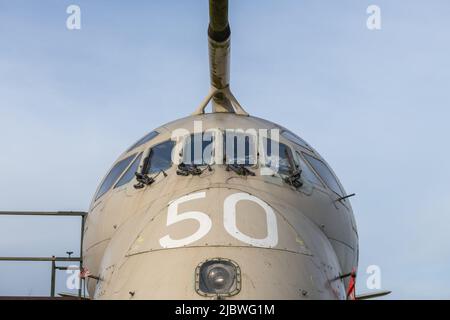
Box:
xmin=0 ymin=211 xmax=87 ymax=298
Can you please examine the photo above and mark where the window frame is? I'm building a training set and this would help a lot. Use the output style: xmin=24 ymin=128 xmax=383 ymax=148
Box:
xmin=181 ymin=133 xmax=216 ymax=166
xmin=143 ymin=139 xmax=176 ymax=175
xmin=126 ymin=131 xmax=159 ymax=152
xmin=293 ymin=150 xmax=324 ymax=188
xmin=301 ymin=152 xmax=346 ymax=197
xmin=94 ymin=153 xmax=138 ymax=201
xmin=281 ymin=130 xmax=312 ymax=151
xmin=261 ymin=136 xmax=296 ymax=177
xmin=114 ymin=152 xmax=143 ymax=189
xmin=223 ymin=131 xmax=258 ymax=168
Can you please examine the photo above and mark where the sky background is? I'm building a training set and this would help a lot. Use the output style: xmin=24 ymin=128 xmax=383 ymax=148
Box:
xmin=0 ymin=0 xmax=449 ymax=299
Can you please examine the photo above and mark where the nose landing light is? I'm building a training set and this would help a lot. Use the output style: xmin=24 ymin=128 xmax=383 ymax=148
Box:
xmin=195 ymin=258 xmax=241 ymax=298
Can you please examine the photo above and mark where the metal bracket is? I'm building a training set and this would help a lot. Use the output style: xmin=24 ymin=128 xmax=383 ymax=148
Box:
xmin=192 ymin=86 xmax=249 ymax=116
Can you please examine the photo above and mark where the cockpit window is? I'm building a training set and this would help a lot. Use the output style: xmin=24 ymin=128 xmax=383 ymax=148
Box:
xmin=95 ymin=154 xmax=136 ymax=200
xmin=282 ymin=131 xmax=312 ymax=151
xmin=294 ymin=151 xmax=323 ymax=186
xmin=224 ymin=132 xmax=257 ymax=166
xmin=182 ymin=133 xmax=214 ymax=165
xmin=302 ymin=153 xmax=344 ymax=196
xmin=115 ymin=153 xmax=142 ymax=189
xmin=127 ymin=131 xmax=159 ymax=152
xmin=263 ymin=138 xmax=293 ymax=175
xmin=145 ymin=140 xmax=175 ymax=174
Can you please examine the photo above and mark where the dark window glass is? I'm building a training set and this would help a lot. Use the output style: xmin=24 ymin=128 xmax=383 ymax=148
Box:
xmin=95 ymin=154 xmax=136 ymax=200
xmin=146 ymin=140 xmax=175 ymax=174
xmin=295 ymin=152 xmax=323 ymax=186
xmin=302 ymin=153 xmax=344 ymax=196
xmin=115 ymin=153 xmax=142 ymax=189
xmin=127 ymin=131 xmax=159 ymax=152
xmin=263 ymin=138 xmax=292 ymax=175
xmin=282 ymin=131 xmax=312 ymax=151
xmin=224 ymin=132 xmax=256 ymax=166
xmin=183 ymin=133 xmax=214 ymax=165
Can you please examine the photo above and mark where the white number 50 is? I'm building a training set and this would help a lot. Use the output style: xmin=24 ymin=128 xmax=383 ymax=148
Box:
xmin=159 ymin=192 xmax=278 ymax=249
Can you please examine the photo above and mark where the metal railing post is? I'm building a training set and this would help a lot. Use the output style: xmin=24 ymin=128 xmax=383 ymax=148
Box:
xmin=50 ymin=256 xmax=56 ymax=297
xmin=79 ymin=215 xmax=86 ymax=297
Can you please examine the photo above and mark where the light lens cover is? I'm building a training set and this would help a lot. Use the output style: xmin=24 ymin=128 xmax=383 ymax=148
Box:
xmin=196 ymin=258 xmax=241 ymax=297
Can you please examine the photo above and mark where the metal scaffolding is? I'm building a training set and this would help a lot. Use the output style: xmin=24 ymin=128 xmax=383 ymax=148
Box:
xmin=0 ymin=211 xmax=87 ymax=298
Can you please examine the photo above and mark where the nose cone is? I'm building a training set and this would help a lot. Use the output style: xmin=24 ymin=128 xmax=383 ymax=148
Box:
xmin=92 ymin=187 xmax=346 ymax=299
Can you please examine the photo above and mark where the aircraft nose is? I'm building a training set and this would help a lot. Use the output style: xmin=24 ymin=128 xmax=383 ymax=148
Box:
xmin=95 ymin=244 xmax=343 ymax=299
xmin=92 ymin=188 xmax=346 ymax=299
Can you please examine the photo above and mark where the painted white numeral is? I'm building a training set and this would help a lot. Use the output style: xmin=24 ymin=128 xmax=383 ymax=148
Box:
xmin=159 ymin=192 xmax=278 ymax=248
xmin=224 ymin=193 xmax=278 ymax=248
xmin=159 ymin=192 xmax=212 ymax=249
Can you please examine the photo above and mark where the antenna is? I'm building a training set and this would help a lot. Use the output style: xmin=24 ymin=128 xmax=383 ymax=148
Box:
xmin=193 ymin=0 xmax=248 ymax=116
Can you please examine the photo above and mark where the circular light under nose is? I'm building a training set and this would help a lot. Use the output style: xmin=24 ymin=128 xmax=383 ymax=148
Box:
xmin=196 ymin=258 xmax=241 ymax=297
xmin=207 ymin=267 xmax=230 ymax=289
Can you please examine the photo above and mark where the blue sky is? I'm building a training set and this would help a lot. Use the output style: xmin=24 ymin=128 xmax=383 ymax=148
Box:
xmin=1 ymin=0 xmax=449 ymax=298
